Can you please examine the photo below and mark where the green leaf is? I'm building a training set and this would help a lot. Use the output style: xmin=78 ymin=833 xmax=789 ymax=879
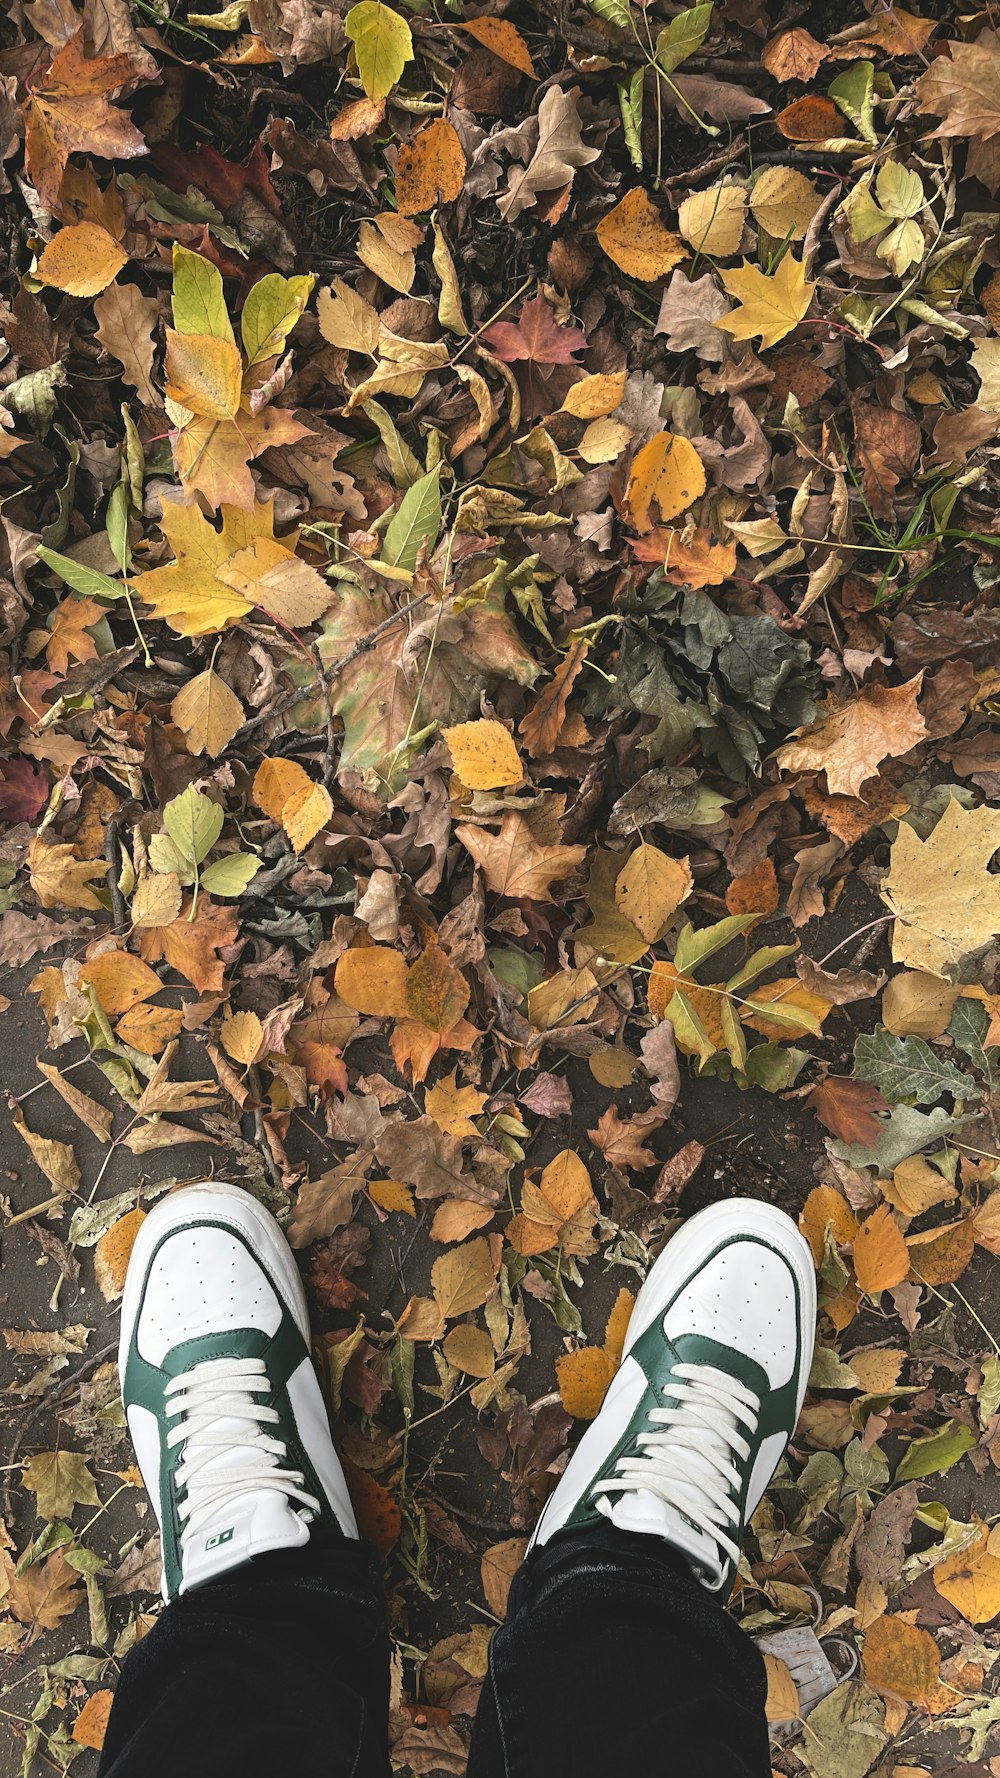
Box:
xmin=381 ymin=469 xmax=442 ymax=573
xmin=743 ymin=1043 xmax=809 ymax=1092
xmin=618 ymin=69 xmax=644 ymax=170
xmin=585 ymin=0 xmax=632 ymax=27
xmin=199 ymin=853 xmax=262 ymax=897
xmin=345 ymin=1 xmax=413 ymax=100
xmin=240 ymin=273 xmax=315 ymax=367
xmin=719 ymin=996 xmax=746 ymax=1072
xmin=488 ymin=946 xmax=544 ymax=1001
xmin=853 ymin=1030 xmax=977 ymax=1105
xmin=800 ymin=1680 xmax=885 ymax=1778
xmin=36 ymin=545 xmax=122 ymax=602
xmin=162 ymin=785 xmax=224 ymax=866
xmin=673 ymin=914 xmax=758 ymax=975
xmin=148 ymin=831 xmax=194 ymax=883
xmin=726 ymin=943 xmax=798 ymax=993
xmin=949 ymin=997 xmax=997 ymax=1079
xmin=666 ymin=989 xmax=716 ymax=1067
xmin=829 ymin=60 xmax=877 ymax=146
xmin=389 ymin=1333 xmax=415 ymax=1420
xmin=656 ymin=2 xmax=713 ymax=73
xmin=22 ymin=1450 xmax=100 ymax=1520
xmin=171 ymin=244 xmax=236 ymax=346
xmin=1 ymin=362 xmax=66 ymax=436
xmin=363 ymin=397 xmax=422 ymax=489
xmin=107 ymin=479 xmax=131 ymax=573
xmin=895 ymin=1420 xmax=976 ymax=1483
xmin=743 ymin=996 xmax=823 ymax=1037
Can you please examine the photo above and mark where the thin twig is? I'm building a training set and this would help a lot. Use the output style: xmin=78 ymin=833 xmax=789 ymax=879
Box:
xmin=1 ymin=1343 xmax=118 ymax=1518
xmin=234 ymin=589 xmax=437 ymax=745
xmin=104 ymin=817 xmax=128 ymax=933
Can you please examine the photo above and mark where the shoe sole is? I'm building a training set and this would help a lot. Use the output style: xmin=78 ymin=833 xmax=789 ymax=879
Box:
xmin=119 ymin=1181 xmax=311 ymax=1383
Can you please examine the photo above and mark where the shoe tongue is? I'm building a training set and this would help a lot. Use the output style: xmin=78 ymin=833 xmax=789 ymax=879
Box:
xmin=606 ymin=1489 xmax=725 ymax=1587
xmin=180 ymin=1490 xmax=310 ymax=1594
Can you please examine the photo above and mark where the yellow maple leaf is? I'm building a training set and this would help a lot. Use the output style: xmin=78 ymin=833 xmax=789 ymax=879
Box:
xmin=717 ymin=253 xmax=816 ymax=350
xmin=28 ymin=837 xmax=106 ymax=911
xmin=135 ymin=500 xmax=287 ymax=638
xmin=883 ymin=798 xmax=1000 ymax=978
xmin=425 ymin=1070 xmax=487 ymax=1136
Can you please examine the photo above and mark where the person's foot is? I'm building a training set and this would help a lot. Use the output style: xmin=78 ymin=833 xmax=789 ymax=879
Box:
xmin=119 ymin=1181 xmax=358 ymax=1601
xmin=531 ymin=1199 xmax=816 ymax=1593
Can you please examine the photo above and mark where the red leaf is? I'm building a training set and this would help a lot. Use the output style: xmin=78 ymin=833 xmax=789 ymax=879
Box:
xmin=0 ymin=758 xmax=49 ymax=822
xmin=808 ymin=1077 xmax=889 ymax=1147
xmin=483 ymin=293 xmax=586 ymax=365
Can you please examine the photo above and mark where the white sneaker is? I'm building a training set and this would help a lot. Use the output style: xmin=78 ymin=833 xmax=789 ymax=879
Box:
xmin=531 ymin=1199 xmax=816 ymax=1593
xmin=119 ymin=1182 xmax=358 ymax=1601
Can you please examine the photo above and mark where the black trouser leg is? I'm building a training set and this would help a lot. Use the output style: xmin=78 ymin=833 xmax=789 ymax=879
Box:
xmin=97 ymin=1533 xmax=391 ymax=1778
xmin=468 ymin=1527 xmax=770 ymax=1778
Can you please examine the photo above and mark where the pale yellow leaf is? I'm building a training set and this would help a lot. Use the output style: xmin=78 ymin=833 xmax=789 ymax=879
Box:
xmin=171 ymin=669 xmax=245 ymax=757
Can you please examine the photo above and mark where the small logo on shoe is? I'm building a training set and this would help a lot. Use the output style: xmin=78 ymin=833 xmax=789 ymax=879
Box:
xmin=205 ymin=1528 xmax=234 ymax=1551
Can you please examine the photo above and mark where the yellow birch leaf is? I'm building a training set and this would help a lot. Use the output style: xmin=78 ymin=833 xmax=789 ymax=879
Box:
xmin=442 ymin=719 xmax=523 ymax=789
xmin=562 ymin=371 xmax=627 ymax=419
xmin=36 ymin=222 xmax=127 ymax=298
xmin=862 ymin=1615 xmax=940 ymax=1704
xmin=131 ymin=873 xmax=183 ymax=931
xmin=369 ymin=1178 xmax=416 ymax=1216
xmin=603 ymin=1288 xmax=635 ymax=1367
xmin=556 ymin=1345 xmax=614 ymax=1418
xmin=443 ymin=1325 xmax=495 ymax=1378
xmin=115 ymin=1003 xmax=184 ymax=1056
xmin=95 ymin=1209 xmax=146 ymax=1303
xmin=933 ymin=1528 xmax=1000 ymax=1625
xmin=431 ymin=1235 xmax=500 ymax=1319
xmin=458 ymin=17 xmax=535 ymax=75
xmin=216 ymin=539 xmax=334 ymax=628
xmin=221 ymin=1009 xmax=264 ymax=1065
xmin=750 ymin=166 xmax=821 ymax=242
xmin=282 ymin=779 xmax=333 ymax=853
xmin=253 ymin=756 xmax=311 ymax=821
xmin=764 ymin=1655 xmax=800 ymax=1723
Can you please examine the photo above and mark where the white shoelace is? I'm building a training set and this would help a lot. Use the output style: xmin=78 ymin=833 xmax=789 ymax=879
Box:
xmin=165 ymin=1356 xmax=320 ymax=1540
xmin=592 ymin=1361 xmax=761 ymax=1570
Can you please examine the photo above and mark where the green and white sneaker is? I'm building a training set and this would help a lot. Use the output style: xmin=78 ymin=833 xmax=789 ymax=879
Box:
xmin=531 ymin=1199 xmax=816 ymax=1593
xmin=119 ymin=1181 xmax=358 ymax=1602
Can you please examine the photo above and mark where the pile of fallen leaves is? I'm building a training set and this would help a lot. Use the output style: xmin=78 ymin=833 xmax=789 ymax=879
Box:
xmin=2 ymin=0 xmax=1000 ymax=1770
